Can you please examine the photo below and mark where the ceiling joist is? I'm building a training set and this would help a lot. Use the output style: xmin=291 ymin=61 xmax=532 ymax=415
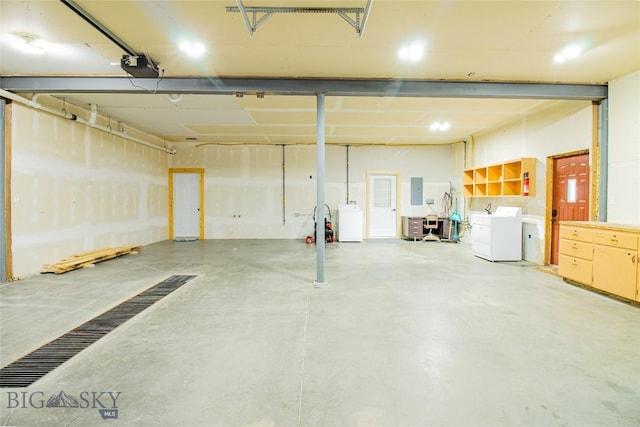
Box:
xmin=227 ymin=0 xmax=374 ymax=37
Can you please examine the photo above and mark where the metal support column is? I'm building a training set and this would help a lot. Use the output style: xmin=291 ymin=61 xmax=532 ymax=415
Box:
xmin=598 ymin=98 xmax=608 ymax=221
xmin=315 ymin=93 xmax=327 ymax=286
xmin=0 ymin=98 xmax=6 ymax=282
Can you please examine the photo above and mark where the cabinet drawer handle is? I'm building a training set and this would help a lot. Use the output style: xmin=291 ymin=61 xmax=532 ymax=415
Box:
xmin=611 ymin=238 xmax=618 ymax=245
xmin=571 ymin=244 xmax=578 ymax=250
xmin=571 ymin=232 xmax=578 ymax=237
xmin=571 ymin=260 xmax=578 ymax=267
xmin=633 ymin=254 xmax=637 ymax=263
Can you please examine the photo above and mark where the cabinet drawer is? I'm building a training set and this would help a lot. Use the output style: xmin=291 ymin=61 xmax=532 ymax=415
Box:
xmin=408 ymin=226 xmax=423 ymax=237
xmin=594 ymin=231 xmax=638 ymax=250
xmin=559 ymin=226 xmax=593 ymax=243
xmin=559 ymin=239 xmax=593 ymax=260
xmin=558 ymin=254 xmax=592 ymax=285
xmin=408 ymin=219 xmax=423 ymax=228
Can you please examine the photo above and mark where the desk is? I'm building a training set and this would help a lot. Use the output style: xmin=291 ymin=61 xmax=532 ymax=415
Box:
xmin=401 ymin=216 xmax=451 ymax=240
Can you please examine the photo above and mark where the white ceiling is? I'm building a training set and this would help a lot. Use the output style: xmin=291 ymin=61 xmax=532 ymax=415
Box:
xmin=1 ymin=1 xmax=639 ymax=146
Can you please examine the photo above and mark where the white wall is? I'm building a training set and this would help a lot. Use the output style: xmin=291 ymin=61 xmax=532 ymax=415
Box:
xmin=10 ymin=102 xmax=169 ymax=278
xmin=467 ymin=100 xmax=592 ymax=264
xmin=465 ymin=69 xmax=640 ymax=263
xmin=11 ymin=71 xmax=637 ymax=275
xmin=607 ymin=70 xmax=640 ymax=223
xmin=169 ymin=143 xmax=455 ymax=239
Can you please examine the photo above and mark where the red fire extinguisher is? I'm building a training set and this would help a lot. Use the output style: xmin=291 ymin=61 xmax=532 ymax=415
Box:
xmin=523 ymin=172 xmax=530 ymax=196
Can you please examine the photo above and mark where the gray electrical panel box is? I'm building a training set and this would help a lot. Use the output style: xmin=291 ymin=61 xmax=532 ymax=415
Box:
xmin=410 ymin=177 xmax=423 ymax=205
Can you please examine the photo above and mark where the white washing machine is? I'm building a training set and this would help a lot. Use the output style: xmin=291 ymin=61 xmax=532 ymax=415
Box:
xmin=338 ymin=203 xmax=363 ymax=242
xmin=470 ymin=207 xmax=522 ymax=261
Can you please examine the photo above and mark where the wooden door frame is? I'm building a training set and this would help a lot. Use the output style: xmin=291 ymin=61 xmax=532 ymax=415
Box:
xmin=168 ymin=168 xmax=205 ymax=240
xmin=544 ymin=150 xmax=592 ymax=265
xmin=544 ymin=102 xmax=600 ymax=265
xmin=365 ymin=171 xmax=401 ymax=238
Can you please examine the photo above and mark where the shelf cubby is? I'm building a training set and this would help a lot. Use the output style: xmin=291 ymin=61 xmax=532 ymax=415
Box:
xmin=462 ymin=158 xmax=536 ymax=198
xmin=474 ymin=183 xmax=488 ymax=196
xmin=474 ymin=167 xmax=488 ymax=183
xmin=463 ymin=169 xmax=474 ymax=185
xmin=503 ymin=180 xmax=522 ymax=196
xmin=503 ymin=161 xmax=522 ymax=180
xmin=488 ymin=182 xmax=503 ymax=196
xmin=487 ymin=164 xmax=502 ymax=182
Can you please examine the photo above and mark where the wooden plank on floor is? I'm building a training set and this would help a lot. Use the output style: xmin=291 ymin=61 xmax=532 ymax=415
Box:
xmin=41 ymin=245 xmax=141 ymax=274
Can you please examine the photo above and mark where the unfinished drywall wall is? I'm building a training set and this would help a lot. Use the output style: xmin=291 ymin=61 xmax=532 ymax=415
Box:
xmin=607 ymin=70 xmax=640 ymax=224
xmin=169 ymin=143 xmax=454 ymax=239
xmin=346 ymin=145 xmax=453 ymax=217
xmin=468 ymin=100 xmax=592 ymax=264
xmin=10 ymin=102 xmax=169 ymax=278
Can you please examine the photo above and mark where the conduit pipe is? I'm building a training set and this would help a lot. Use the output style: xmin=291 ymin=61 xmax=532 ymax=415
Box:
xmin=0 ymin=98 xmax=7 ymax=282
xmin=89 ymin=103 xmax=98 ymax=125
xmin=0 ymin=90 xmax=175 ymax=154
xmin=345 ymin=145 xmax=350 ymax=203
xmin=282 ymin=145 xmax=286 ymax=225
xmin=195 ymin=141 xmax=465 ymax=148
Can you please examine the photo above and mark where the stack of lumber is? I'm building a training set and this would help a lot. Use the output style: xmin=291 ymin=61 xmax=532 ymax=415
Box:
xmin=41 ymin=245 xmax=141 ymax=274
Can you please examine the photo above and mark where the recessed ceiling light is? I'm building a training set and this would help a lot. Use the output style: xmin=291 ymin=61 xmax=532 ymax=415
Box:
xmin=7 ymin=34 xmax=45 ymax=55
xmin=554 ymin=45 xmax=582 ymax=63
xmin=168 ymin=94 xmax=183 ymax=103
xmin=430 ymin=121 xmax=450 ymax=132
xmin=179 ymin=41 xmax=206 ymax=58
xmin=398 ymin=42 xmax=424 ymax=62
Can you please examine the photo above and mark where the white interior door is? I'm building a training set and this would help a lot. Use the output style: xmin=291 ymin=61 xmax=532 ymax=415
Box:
xmin=368 ymin=174 xmax=397 ymax=237
xmin=173 ymin=173 xmax=200 ymax=238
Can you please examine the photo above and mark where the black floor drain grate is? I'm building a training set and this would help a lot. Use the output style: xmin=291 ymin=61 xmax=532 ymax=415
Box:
xmin=0 ymin=274 xmax=196 ymax=388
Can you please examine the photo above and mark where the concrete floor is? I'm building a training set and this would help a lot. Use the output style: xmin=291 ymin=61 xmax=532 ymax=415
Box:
xmin=1 ymin=239 xmax=639 ymax=427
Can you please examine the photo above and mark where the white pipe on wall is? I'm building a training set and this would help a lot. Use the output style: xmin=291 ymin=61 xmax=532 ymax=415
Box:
xmin=0 ymin=90 xmax=175 ymax=154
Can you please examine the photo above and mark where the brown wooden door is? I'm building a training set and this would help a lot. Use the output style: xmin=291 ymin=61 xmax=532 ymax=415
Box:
xmin=550 ymin=153 xmax=590 ymax=264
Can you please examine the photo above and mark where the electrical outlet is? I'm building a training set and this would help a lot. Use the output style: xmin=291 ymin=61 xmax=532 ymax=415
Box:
xmin=426 ymin=199 xmax=434 ymax=205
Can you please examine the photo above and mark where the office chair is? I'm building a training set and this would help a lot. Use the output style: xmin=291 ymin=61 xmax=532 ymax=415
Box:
xmin=423 ymin=214 xmax=440 ymax=242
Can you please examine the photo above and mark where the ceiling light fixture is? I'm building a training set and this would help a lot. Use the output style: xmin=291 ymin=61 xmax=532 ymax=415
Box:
xmin=430 ymin=122 xmax=450 ymax=132
xmin=398 ymin=42 xmax=424 ymax=62
xmin=168 ymin=94 xmax=183 ymax=103
xmin=179 ymin=41 xmax=206 ymax=58
xmin=554 ymin=45 xmax=582 ymax=63
xmin=8 ymin=34 xmax=45 ymax=55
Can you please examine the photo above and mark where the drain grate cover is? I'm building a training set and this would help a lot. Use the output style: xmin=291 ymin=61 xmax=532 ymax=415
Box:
xmin=0 ymin=274 xmax=196 ymax=387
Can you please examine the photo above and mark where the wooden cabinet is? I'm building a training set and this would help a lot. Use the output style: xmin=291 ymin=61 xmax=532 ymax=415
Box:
xmin=462 ymin=158 xmax=536 ymax=197
xmin=558 ymin=221 xmax=640 ymax=302
xmin=592 ymin=230 xmax=638 ymax=300
xmin=558 ymin=225 xmax=593 ymax=285
xmin=637 ymin=259 xmax=640 ymax=302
